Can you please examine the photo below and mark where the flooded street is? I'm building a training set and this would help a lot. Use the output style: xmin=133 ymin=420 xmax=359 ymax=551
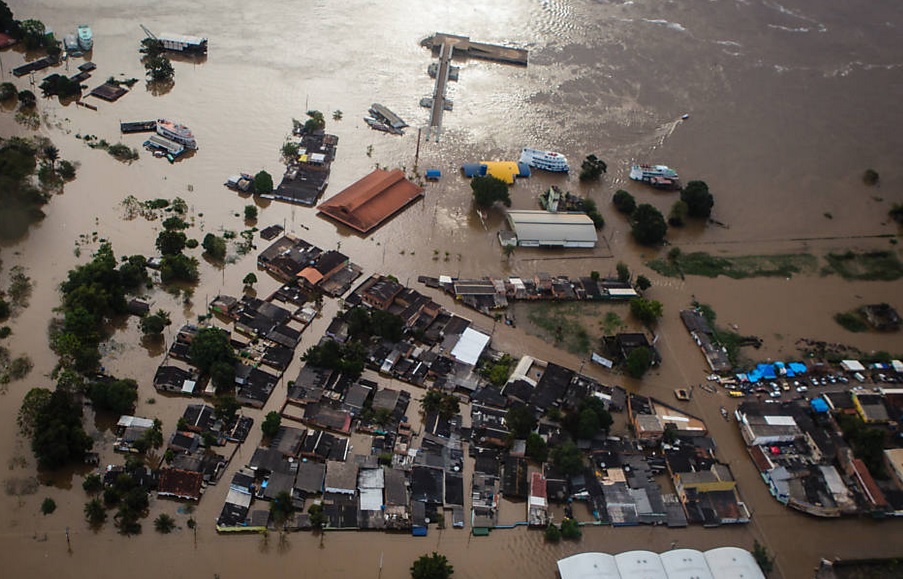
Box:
xmin=1 ymin=0 xmax=902 ymax=577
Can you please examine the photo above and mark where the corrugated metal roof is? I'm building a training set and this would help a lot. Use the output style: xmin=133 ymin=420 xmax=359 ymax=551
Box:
xmin=506 ymin=211 xmax=597 ymax=246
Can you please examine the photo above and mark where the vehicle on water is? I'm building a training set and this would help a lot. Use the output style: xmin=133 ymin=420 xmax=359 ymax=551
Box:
xmin=77 ymin=25 xmax=93 ymax=51
xmin=63 ymin=35 xmax=82 ymax=56
xmin=519 ymin=147 xmax=569 ymax=172
xmin=629 ymin=164 xmax=680 ymax=189
xmin=728 ymin=390 xmax=745 ymax=398
xmin=156 ymin=119 xmax=197 ymax=149
xmin=158 ymin=32 xmax=207 ymax=55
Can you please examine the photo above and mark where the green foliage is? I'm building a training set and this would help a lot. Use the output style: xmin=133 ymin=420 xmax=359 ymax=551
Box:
xmin=41 ymin=497 xmax=56 ymax=515
xmin=19 ymin=19 xmax=48 ymax=50
xmin=303 ymin=110 xmax=326 ymax=133
xmin=544 ymin=522 xmax=561 ymax=541
xmin=668 ymin=199 xmax=688 ymax=226
xmin=39 ymin=74 xmax=81 ymax=98
xmin=470 ymin=175 xmax=511 ymax=209
xmin=0 ymin=137 xmax=50 ymax=240
xmin=0 ymin=299 xmax=9 ymax=321
xmin=0 ymin=82 xmax=16 ymax=101
xmin=162 ymin=216 xmax=189 ymax=231
xmin=189 ymin=328 xmax=236 ymax=390
xmin=834 ymin=311 xmax=868 ymax=333
xmin=242 ymin=272 xmax=257 ymax=286
xmin=83 ymin=473 xmax=103 ymax=494
xmin=563 ymin=396 xmax=613 ymax=439
xmin=144 ymin=54 xmax=174 ymax=82
xmin=57 ymin=159 xmax=77 ymax=180
xmin=261 ymin=411 xmax=282 ymax=438
xmin=889 ymin=204 xmax=903 ymax=225
xmin=525 ymin=432 xmax=548 ymax=462
xmin=837 ymin=414 xmax=887 ymax=478
xmin=680 ymin=180 xmax=714 ymax=218
xmin=244 ymin=204 xmax=258 ymax=220
xmin=626 ymin=346 xmax=653 ymax=378
xmin=85 ymin=498 xmax=107 ymax=526
xmin=629 ymin=297 xmax=663 ymax=326
xmin=302 ymin=339 xmax=366 ymax=379
xmin=140 ymin=310 xmax=172 ymax=336
xmin=345 ymin=306 xmax=404 ymax=342
xmin=579 ymin=154 xmax=607 ymax=181
xmin=270 ymin=490 xmax=295 ymax=527
xmin=752 ymin=541 xmax=774 ymax=576
xmin=506 ymin=406 xmax=537 ymax=439
xmin=214 ymin=395 xmax=241 ymax=421
xmin=551 ymin=441 xmax=583 ymax=476
xmin=27 ymin=390 xmax=93 ymax=469
xmin=635 ymin=275 xmax=651 ymax=291
xmin=647 ymin=251 xmax=817 ymax=280
xmin=87 ymin=378 xmax=138 ymax=415
xmin=154 ymin=513 xmax=176 ymax=533
xmin=281 ymin=141 xmax=300 ymax=162
xmin=616 ymin=261 xmax=630 ymax=283
xmin=631 ymin=203 xmax=667 ymax=245
xmin=560 ymin=518 xmax=581 ymax=540
xmin=308 ymin=502 xmax=327 ymax=529
xmin=420 ymin=390 xmax=460 ymax=419
xmin=824 ymin=250 xmax=903 ymax=281
xmin=160 ymin=253 xmax=199 ymax=283
xmin=253 ymin=170 xmax=274 ymax=194
xmin=862 ymin=169 xmax=879 ymax=186
xmin=411 ymin=552 xmax=454 ymax=579
xmin=480 ymin=354 xmax=515 ymax=387
xmin=612 ymin=189 xmax=636 ymax=214
xmin=106 ymin=143 xmax=139 ymax=162
xmin=17 ymin=387 xmax=51 ymax=435
xmin=17 ymin=89 xmax=36 ymax=108
xmin=202 ymin=233 xmax=227 ymax=261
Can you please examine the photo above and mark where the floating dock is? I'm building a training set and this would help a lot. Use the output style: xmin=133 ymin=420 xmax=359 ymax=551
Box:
xmin=425 ymin=41 xmax=454 ymax=142
xmin=12 ymin=55 xmax=58 ymax=77
xmin=422 ymin=33 xmax=528 ymax=66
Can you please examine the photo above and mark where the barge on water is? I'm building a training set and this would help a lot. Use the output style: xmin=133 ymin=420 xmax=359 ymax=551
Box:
xmin=120 ymin=120 xmax=156 ymax=134
xmin=158 ymin=33 xmax=207 ymax=55
xmin=144 ymin=134 xmax=185 ymax=160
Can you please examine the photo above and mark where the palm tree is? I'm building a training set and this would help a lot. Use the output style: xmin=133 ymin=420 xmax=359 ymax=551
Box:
xmin=43 ymin=145 xmax=59 ymax=169
xmin=84 ymin=498 xmax=107 ymax=526
xmin=154 ymin=513 xmax=176 ymax=533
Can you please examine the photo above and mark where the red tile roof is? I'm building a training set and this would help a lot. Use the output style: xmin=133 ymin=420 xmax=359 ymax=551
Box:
xmin=317 ymin=169 xmax=424 ymax=233
xmin=157 ymin=467 xmax=204 ymax=501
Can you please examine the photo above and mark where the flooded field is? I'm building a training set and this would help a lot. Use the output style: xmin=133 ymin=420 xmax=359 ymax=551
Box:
xmin=1 ymin=0 xmax=902 ymax=577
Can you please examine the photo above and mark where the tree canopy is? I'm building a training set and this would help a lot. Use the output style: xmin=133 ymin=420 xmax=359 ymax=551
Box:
xmin=629 ymin=297 xmax=664 ymax=326
xmin=261 ymin=411 xmax=282 ymax=438
xmin=626 ymin=346 xmax=653 ymax=378
xmin=630 ymin=203 xmax=667 ymax=245
xmin=87 ymin=378 xmax=138 ymax=415
xmin=189 ymin=327 xmax=237 ymax=389
xmin=612 ymin=189 xmax=636 ymax=215
xmin=27 ymin=389 xmax=93 ymax=469
xmin=411 ymin=552 xmax=454 ymax=579
xmin=470 ymin=175 xmax=511 ymax=209
xmin=202 ymin=233 xmax=227 ymax=261
xmin=506 ymin=406 xmax=537 ymax=439
xmin=253 ymin=170 xmax=274 ymax=194
xmin=680 ymin=180 xmax=714 ymax=218
xmin=302 ymin=339 xmax=367 ymax=379
xmin=579 ymin=154 xmax=607 ymax=181
xmin=144 ymin=54 xmax=174 ymax=82
xmin=551 ymin=441 xmax=584 ymax=476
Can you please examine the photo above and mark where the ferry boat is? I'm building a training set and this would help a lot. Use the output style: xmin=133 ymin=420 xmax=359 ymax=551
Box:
xmin=77 ymin=25 xmax=93 ymax=51
xmin=156 ymin=119 xmax=197 ymax=150
xmin=519 ymin=147 xmax=569 ymax=172
xmin=629 ymin=164 xmax=678 ymax=182
xmin=63 ymin=34 xmax=82 ymax=55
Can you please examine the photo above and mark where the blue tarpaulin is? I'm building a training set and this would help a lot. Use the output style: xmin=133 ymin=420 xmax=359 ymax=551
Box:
xmin=426 ymin=169 xmax=441 ymax=180
xmin=810 ymin=398 xmax=829 ymax=413
xmin=789 ymin=362 xmax=807 ymax=374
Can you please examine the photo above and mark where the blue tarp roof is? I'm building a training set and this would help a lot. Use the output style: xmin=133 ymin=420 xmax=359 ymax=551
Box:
xmin=461 ymin=163 xmax=486 ymax=178
xmin=811 ymin=398 xmax=829 ymax=413
xmin=788 ymin=362 xmax=807 ymax=374
xmin=425 ymin=169 xmax=441 ymax=179
xmin=516 ymin=162 xmax=531 ymax=177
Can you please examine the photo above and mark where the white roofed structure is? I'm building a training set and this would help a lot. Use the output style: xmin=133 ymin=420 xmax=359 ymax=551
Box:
xmin=506 ymin=210 xmax=598 ymax=248
xmin=450 ymin=327 xmax=490 ymax=366
xmin=557 ymin=548 xmax=766 ymax=579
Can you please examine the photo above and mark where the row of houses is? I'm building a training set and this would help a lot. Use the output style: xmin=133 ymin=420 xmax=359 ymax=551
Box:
xmin=257 ymin=235 xmax=363 ymax=297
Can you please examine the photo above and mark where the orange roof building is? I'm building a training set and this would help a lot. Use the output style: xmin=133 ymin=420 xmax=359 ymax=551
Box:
xmin=317 ymin=169 xmax=424 ymax=233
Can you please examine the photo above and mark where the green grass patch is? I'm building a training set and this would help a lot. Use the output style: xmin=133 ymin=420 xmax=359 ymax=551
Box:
xmin=523 ymin=302 xmax=604 ymax=355
xmin=823 ymin=250 xmax=903 ymax=281
xmin=695 ymin=303 xmax=761 ymax=367
xmin=647 ymin=251 xmax=817 ymax=279
xmin=834 ymin=310 xmax=869 ymax=333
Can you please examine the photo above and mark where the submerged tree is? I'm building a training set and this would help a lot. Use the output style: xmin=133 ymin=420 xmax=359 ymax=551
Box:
xmin=470 ymin=175 xmax=511 ymax=209
xmin=411 ymin=552 xmax=454 ymax=579
xmin=144 ymin=54 xmax=174 ymax=82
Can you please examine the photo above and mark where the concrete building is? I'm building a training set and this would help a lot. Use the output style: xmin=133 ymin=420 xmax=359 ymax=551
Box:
xmin=505 ymin=210 xmax=598 ymax=248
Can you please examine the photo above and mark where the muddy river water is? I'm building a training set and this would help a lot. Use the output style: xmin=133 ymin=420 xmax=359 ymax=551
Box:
xmin=1 ymin=0 xmax=902 ymax=577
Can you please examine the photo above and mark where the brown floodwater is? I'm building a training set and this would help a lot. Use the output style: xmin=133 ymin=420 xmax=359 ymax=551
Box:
xmin=1 ymin=0 xmax=902 ymax=577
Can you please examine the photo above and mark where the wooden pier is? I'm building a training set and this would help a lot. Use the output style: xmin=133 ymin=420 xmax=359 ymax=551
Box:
xmin=426 ymin=41 xmax=454 ymax=142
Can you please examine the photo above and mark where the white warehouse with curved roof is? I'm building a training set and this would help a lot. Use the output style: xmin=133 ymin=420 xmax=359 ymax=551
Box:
xmin=557 ymin=547 xmax=765 ymax=579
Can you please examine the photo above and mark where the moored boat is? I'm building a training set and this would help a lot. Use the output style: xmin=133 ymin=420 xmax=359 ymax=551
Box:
xmin=519 ymin=147 xmax=569 ymax=172
xmin=629 ymin=164 xmax=678 ymax=182
xmin=64 ymin=34 xmax=81 ymax=55
xmin=77 ymin=25 xmax=93 ymax=51
xmin=156 ymin=119 xmax=197 ymax=150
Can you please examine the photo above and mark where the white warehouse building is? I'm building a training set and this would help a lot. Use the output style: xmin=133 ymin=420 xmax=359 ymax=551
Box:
xmin=557 ymin=548 xmax=766 ymax=579
xmin=505 ymin=210 xmax=598 ymax=248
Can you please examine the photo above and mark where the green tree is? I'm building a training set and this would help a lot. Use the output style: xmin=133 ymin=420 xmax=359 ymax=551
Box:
xmin=420 ymin=390 xmax=443 ymax=416
xmin=616 ymin=261 xmax=630 ymax=283
xmin=28 ymin=390 xmax=93 ymax=469
xmin=83 ymin=473 xmax=103 ymax=494
xmin=244 ymin=204 xmax=258 ymax=220
xmin=156 ymin=229 xmax=187 ymax=256
xmin=0 ymin=82 xmax=17 ymax=101
xmin=525 ymin=433 xmax=548 ymax=462
xmin=544 ymin=523 xmax=561 ymax=542
xmin=411 ymin=552 xmax=454 ymax=579
xmin=888 ymin=203 xmax=903 ymax=225
xmin=214 ymin=395 xmax=241 ymax=422
xmin=202 ymin=233 xmax=227 ymax=261
xmin=190 ymin=327 xmax=236 ymax=375
xmin=635 ymin=275 xmax=651 ymax=291
xmin=87 ymin=378 xmax=138 ymax=415
xmin=303 ymin=110 xmax=326 ymax=133
xmin=631 ymin=203 xmax=667 ymax=245
xmin=612 ymin=189 xmax=636 ymax=214
xmin=140 ymin=309 xmax=171 ymax=336
xmin=19 ymin=19 xmax=47 ymax=50
xmin=862 ymin=169 xmax=880 ymax=186
xmin=626 ymin=346 xmax=653 ymax=378
xmin=42 ymin=145 xmax=59 ymax=169
xmin=261 ymin=411 xmax=282 ymax=438
xmin=308 ymin=502 xmax=327 ymax=529
xmin=680 ymin=180 xmax=714 ymax=218
xmin=242 ymin=272 xmax=257 ymax=287
xmin=154 ymin=513 xmax=176 ymax=533
xmin=253 ymin=170 xmax=274 ymax=194
xmin=17 ymin=89 xmax=36 ymax=108
xmin=579 ymin=154 xmax=607 ymax=181
xmin=85 ymin=498 xmax=107 ymax=526
xmin=159 ymin=254 xmax=199 ymax=283
xmin=270 ymin=490 xmax=295 ymax=528
xmin=470 ymin=175 xmax=511 ymax=209
xmin=162 ymin=216 xmax=189 ymax=230
xmin=506 ymin=406 xmax=537 ymax=439
xmin=560 ymin=518 xmax=582 ymax=540
xmin=41 ymin=497 xmax=56 ymax=515
xmin=629 ymin=297 xmax=663 ymax=326
xmin=668 ymin=199 xmax=688 ymax=226
xmin=281 ymin=141 xmax=299 ymax=162
xmin=57 ymin=160 xmax=77 ymax=180
xmin=144 ymin=54 xmax=174 ymax=82
xmin=17 ymin=387 xmax=52 ymax=436
xmin=551 ymin=441 xmax=583 ymax=476
xmin=752 ymin=540 xmax=775 ymax=576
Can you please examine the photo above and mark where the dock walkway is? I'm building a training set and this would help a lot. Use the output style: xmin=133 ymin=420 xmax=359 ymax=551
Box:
xmin=426 ymin=41 xmax=454 ymax=141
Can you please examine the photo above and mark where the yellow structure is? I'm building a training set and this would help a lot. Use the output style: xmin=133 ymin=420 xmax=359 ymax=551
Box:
xmin=479 ymin=161 xmax=520 ymax=184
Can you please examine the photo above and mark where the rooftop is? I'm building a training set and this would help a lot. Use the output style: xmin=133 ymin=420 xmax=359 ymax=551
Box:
xmin=317 ymin=169 xmax=424 ymax=234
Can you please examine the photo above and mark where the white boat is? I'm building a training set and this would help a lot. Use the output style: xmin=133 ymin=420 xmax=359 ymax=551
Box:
xmin=156 ymin=119 xmax=197 ymax=150
xmin=629 ymin=164 xmax=678 ymax=182
xmin=64 ymin=34 xmax=81 ymax=54
xmin=519 ymin=147 xmax=569 ymax=172
xmin=77 ymin=25 xmax=93 ymax=51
